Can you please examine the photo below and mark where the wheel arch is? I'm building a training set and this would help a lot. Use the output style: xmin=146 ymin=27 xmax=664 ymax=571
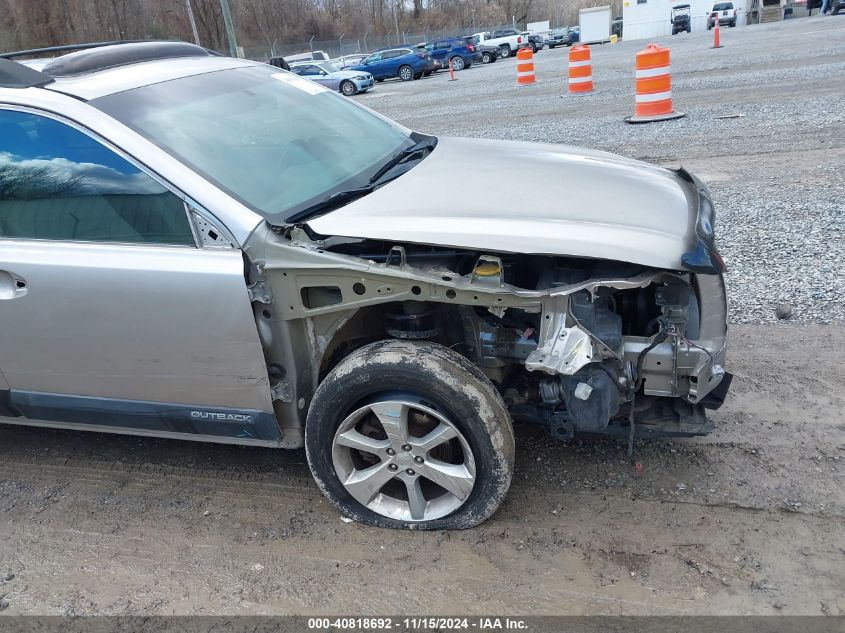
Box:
xmin=317 ymin=301 xmax=469 ymax=383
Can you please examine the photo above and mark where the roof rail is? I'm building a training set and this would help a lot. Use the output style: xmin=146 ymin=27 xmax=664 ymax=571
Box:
xmin=0 ymin=58 xmax=54 ymax=89
xmin=0 ymin=40 xmax=146 ymax=60
xmin=40 ymin=41 xmax=214 ymax=77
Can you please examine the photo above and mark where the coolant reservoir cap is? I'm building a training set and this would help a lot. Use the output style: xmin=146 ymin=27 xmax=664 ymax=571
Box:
xmin=474 ymin=262 xmax=500 ymax=276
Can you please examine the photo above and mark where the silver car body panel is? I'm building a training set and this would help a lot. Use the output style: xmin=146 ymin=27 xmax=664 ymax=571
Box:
xmin=0 ymin=239 xmax=272 ymax=411
xmin=43 ymin=56 xmax=262 ymax=101
xmin=307 ymin=137 xmax=699 ymax=270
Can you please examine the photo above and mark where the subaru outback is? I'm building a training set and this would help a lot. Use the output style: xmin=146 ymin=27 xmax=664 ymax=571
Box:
xmin=0 ymin=42 xmax=731 ymax=529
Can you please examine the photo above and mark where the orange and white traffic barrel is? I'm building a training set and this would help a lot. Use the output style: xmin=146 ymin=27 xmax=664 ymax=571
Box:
xmin=567 ymin=44 xmax=593 ymax=94
xmin=624 ymin=43 xmax=685 ymax=123
xmin=516 ymin=47 xmax=536 ymax=86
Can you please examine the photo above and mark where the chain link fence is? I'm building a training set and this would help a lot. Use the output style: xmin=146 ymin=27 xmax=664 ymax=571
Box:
xmin=241 ymin=24 xmax=526 ymax=62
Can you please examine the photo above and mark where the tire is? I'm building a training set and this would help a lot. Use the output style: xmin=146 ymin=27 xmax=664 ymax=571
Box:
xmin=412 ymin=72 xmax=422 ymax=80
xmin=730 ymin=19 xmax=736 ymax=26
xmin=450 ymin=56 xmax=465 ymax=71
xmin=423 ymin=70 xmax=432 ymax=76
xmin=340 ymin=80 xmax=356 ymax=96
xmin=530 ymin=43 xmax=538 ymax=54
xmin=481 ymin=51 xmax=493 ymax=63
xmin=376 ymin=78 xmax=384 ymax=83
xmin=549 ymin=43 xmax=555 ymax=49
xmin=305 ymin=340 xmax=515 ymax=530
xmin=398 ymin=65 xmax=413 ymax=81
xmin=499 ymin=45 xmax=512 ymax=58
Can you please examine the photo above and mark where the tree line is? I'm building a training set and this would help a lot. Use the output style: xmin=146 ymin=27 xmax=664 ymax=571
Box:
xmin=1 ymin=0 xmax=620 ymax=57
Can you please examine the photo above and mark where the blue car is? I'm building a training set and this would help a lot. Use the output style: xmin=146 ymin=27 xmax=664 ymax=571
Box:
xmin=421 ymin=38 xmax=482 ymax=72
xmin=352 ymin=47 xmax=435 ymax=82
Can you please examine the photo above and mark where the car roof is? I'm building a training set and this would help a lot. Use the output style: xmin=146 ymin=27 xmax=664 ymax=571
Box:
xmin=49 ymin=56 xmax=258 ymax=100
xmin=1 ymin=42 xmax=261 ymax=101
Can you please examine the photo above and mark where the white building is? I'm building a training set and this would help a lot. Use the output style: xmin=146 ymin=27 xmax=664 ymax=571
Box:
xmin=622 ymin=0 xmax=746 ymax=40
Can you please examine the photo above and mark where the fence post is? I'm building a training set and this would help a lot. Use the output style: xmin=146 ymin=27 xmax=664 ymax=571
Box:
xmin=309 ymin=35 xmax=315 ymax=51
xmin=339 ymin=33 xmax=344 ymax=54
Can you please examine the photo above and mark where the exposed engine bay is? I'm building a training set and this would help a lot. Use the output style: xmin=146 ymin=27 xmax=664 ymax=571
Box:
xmin=247 ymin=223 xmax=731 ymax=449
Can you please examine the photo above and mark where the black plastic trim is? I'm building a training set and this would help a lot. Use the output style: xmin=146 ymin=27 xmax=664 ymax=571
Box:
xmin=0 ymin=389 xmax=22 ymax=417
xmin=700 ymin=372 xmax=733 ymax=410
xmin=0 ymin=58 xmax=54 ymax=88
xmin=676 ymin=167 xmax=726 ymax=275
xmin=9 ymin=390 xmax=281 ymax=442
xmin=1 ymin=41 xmax=148 ymax=59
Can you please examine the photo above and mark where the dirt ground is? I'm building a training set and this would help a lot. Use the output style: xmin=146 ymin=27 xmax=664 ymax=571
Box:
xmin=1 ymin=324 xmax=843 ymax=616
xmin=1 ymin=17 xmax=844 ymax=618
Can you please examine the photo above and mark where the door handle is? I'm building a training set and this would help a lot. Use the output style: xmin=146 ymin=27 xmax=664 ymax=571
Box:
xmin=0 ymin=271 xmax=27 ymax=299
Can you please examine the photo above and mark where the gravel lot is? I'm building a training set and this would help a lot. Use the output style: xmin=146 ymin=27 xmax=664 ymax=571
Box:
xmin=358 ymin=17 xmax=845 ymax=325
xmin=0 ymin=17 xmax=843 ymax=619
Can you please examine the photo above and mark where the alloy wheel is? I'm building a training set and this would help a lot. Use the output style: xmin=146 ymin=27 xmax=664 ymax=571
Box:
xmin=331 ymin=399 xmax=476 ymax=522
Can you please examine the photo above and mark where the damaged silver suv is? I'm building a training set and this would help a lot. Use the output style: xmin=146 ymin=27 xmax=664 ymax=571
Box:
xmin=0 ymin=42 xmax=731 ymax=529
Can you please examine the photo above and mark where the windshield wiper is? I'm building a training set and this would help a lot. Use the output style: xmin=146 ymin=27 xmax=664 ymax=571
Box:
xmin=285 ymin=135 xmax=437 ymax=224
xmin=366 ymin=136 xmax=437 ymax=186
xmin=285 ymin=185 xmax=376 ymax=224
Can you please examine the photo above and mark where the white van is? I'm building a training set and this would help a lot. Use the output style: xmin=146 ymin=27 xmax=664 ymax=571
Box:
xmin=708 ymin=1 xmax=738 ymax=27
xmin=284 ymin=50 xmax=331 ymax=63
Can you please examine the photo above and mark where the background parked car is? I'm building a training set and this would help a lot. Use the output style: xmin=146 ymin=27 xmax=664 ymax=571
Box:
xmin=421 ymin=38 xmax=480 ymax=71
xmin=545 ymin=27 xmax=572 ymax=48
xmin=569 ymin=26 xmax=581 ymax=44
xmin=523 ymin=33 xmax=545 ymax=53
xmin=473 ymin=29 xmax=525 ymax=58
xmin=290 ymin=61 xmax=374 ymax=95
xmin=463 ymin=36 xmax=500 ymax=63
xmin=334 ymin=53 xmax=369 ymax=69
xmin=352 ymin=47 xmax=434 ymax=82
xmin=708 ymin=1 xmax=738 ymax=27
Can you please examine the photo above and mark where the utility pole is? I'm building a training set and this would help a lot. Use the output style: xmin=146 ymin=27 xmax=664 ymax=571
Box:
xmin=393 ymin=1 xmax=400 ymax=46
xmin=185 ymin=0 xmax=200 ymax=45
xmin=219 ymin=0 xmax=239 ymax=57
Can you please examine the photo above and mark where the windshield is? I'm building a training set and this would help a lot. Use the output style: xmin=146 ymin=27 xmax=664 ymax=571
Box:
xmin=320 ymin=62 xmax=341 ymax=72
xmin=94 ymin=65 xmax=414 ymax=222
xmin=713 ymin=2 xmax=732 ymax=8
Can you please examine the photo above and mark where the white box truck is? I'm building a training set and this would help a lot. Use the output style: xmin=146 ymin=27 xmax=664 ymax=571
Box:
xmin=579 ymin=6 xmax=612 ymax=44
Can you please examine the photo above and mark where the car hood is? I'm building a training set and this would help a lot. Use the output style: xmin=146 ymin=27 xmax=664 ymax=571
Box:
xmin=306 ymin=137 xmax=701 ymax=270
xmin=330 ymin=70 xmax=371 ymax=79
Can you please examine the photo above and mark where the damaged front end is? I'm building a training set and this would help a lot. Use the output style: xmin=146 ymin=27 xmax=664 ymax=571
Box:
xmin=244 ymin=216 xmax=731 ymax=448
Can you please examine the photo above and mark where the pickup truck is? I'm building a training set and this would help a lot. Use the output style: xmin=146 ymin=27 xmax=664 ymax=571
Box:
xmin=472 ymin=29 xmax=526 ymax=58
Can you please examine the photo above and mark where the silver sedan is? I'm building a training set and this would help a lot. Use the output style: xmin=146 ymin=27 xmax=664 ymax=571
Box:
xmin=290 ymin=61 xmax=374 ymax=96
